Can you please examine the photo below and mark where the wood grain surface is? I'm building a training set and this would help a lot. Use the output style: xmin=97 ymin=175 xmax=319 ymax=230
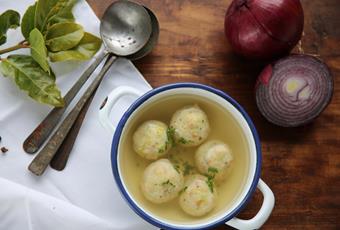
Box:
xmin=86 ymin=0 xmax=340 ymax=229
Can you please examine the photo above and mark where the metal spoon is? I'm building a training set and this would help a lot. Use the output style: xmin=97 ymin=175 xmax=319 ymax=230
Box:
xmin=50 ymin=6 xmax=160 ymax=171
xmin=28 ymin=1 xmax=153 ymax=176
xmin=23 ymin=0 xmax=152 ymax=154
xmin=127 ymin=7 xmax=159 ymax=61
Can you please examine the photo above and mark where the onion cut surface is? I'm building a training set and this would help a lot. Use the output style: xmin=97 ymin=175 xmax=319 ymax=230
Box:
xmin=256 ymin=55 xmax=333 ymax=127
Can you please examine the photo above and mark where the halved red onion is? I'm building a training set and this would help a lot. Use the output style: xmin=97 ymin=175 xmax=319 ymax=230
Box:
xmin=225 ymin=0 xmax=304 ymax=60
xmin=256 ymin=55 xmax=333 ymax=127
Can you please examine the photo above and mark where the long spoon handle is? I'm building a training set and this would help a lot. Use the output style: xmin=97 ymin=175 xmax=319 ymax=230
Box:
xmin=28 ymin=55 xmax=117 ymax=176
xmin=23 ymin=50 xmax=109 ymax=154
xmin=50 ymin=91 xmax=95 ymax=171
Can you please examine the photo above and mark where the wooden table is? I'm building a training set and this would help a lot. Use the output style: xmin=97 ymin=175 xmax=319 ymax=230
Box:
xmin=87 ymin=0 xmax=340 ymax=229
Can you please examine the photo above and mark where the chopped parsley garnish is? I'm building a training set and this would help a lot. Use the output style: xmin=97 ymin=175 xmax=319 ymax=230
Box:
xmin=173 ymin=164 xmax=180 ymax=173
xmin=206 ymin=177 xmax=214 ymax=193
xmin=162 ymin=180 xmax=175 ymax=188
xmin=208 ymin=167 xmax=219 ymax=175
xmin=178 ymin=137 xmax=192 ymax=145
xmin=167 ymin=126 xmax=176 ymax=137
xmin=179 ymin=186 xmax=188 ymax=195
xmin=158 ymin=146 xmax=166 ymax=154
xmin=166 ymin=127 xmax=176 ymax=147
xmin=158 ymin=127 xmax=177 ymax=154
xmin=205 ymin=167 xmax=218 ymax=193
xmin=183 ymin=162 xmax=194 ymax=176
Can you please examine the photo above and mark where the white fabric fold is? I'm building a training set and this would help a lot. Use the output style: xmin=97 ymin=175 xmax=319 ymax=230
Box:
xmin=0 ymin=1 xmax=155 ymax=229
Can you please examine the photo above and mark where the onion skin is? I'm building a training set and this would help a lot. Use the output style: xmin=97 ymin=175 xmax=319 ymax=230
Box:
xmin=256 ymin=55 xmax=333 ymax=127
xmin=225 ymin=0 xmax=304 ymax=60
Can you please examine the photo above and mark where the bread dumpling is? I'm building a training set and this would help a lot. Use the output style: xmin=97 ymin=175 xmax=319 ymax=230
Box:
xmin=133 ymin=120 xmax=170 ymax=160
xmin=141 ymin=159 xmax=184 ymax=204
xmin=195 ymin=140 xmax=233 ymax=183
xmin=170 ymin=105 xmax=210 ymax=147
xmin=179 ymin=174 xmax=216 ymax=216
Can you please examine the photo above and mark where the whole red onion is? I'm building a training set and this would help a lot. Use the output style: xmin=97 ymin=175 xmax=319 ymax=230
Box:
xmin=225 ymin=0 xmax=304 ymax=59
xmin=256 ymin=55 xmax=333 ymax=127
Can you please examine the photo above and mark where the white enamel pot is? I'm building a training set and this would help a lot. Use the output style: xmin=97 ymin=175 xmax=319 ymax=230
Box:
xmin=99 ymin=83 xmax=275 ymax=230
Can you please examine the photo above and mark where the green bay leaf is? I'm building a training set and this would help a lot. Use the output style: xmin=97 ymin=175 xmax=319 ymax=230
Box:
xmin=29 ymin=28 xmax=50 ymax=73
xmin=35 ymin=0 xmax=60 ymax=31
xmin=0 ymin=55 xmax=64 ymax=107
xmin=35 ymin=0 xmax=77 ymax=33
xmin=45 ymin=22 xmax=84 ymax=52
xmin=46 ymin=0 xmax=77 ymax=27
xmin=21 ymin=3 xmax=37 ymax=40
xmin=0 ymin=10 xmax=20 ymax=46
xmin=49 ymin=32 xmax=102 ymax=62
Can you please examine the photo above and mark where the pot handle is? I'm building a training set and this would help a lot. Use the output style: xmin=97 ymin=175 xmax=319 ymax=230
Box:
xmin=225 ymin=179 xmax=275 ymax=230
xmin=99 ymin=86 xmax=144 ymax=133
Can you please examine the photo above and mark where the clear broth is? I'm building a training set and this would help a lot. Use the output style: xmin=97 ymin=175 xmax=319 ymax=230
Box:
xmin=119 ymin=95 xmax=249 ymax=224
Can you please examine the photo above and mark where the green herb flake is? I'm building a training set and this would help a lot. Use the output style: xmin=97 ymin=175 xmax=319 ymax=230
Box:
xmin=208 ymin=167 xmax=219 ymax=175
xmin=204 ymin=167 xmax=218 ymax=193
xmin=179 ymin=186 xmax=188 ymax=195
xmin=167 ymin=126 xmax=176 ymax=138
xmin=166 ymin=126 xmax=176 ymax=148
xmin=183 ymin=162 xmax=194 ymax=176
xmin=161 ymin=180 xmax=175 ymax=188
xmin=173 ymin=164 xmax=180 ymax=173
xmin=206 ymin=177 xmax=214 ymax=193
xmin=158 ymin=146 xmax=165 ymax=154
xmin=178 ymin=137 xmax=192 ymax=145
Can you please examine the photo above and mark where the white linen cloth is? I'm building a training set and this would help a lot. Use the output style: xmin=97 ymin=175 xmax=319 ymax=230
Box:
xmin=0 ymin=1 xmax=156 ymax=229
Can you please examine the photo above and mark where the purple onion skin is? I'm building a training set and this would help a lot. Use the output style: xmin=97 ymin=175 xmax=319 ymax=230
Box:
xmin=225 ymin=0 xmax=304 ymax=60
xmin=256 ymin=55 xmax=333 ymax=127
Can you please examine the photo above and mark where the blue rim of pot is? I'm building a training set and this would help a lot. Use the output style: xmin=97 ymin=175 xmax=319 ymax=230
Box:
xmin=110 ymin=83 xmax=262 ymax=230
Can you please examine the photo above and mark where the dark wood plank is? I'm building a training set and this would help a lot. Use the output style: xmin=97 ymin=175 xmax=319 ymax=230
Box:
xmin=86 ymin=0 xmax=340 ymax=229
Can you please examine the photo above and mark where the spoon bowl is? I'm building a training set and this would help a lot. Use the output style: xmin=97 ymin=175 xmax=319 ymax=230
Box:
xmin=100 ymin=0 xmax=152 ymax=56
xmin=127 ymin=7 xmax=160 ymax=60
